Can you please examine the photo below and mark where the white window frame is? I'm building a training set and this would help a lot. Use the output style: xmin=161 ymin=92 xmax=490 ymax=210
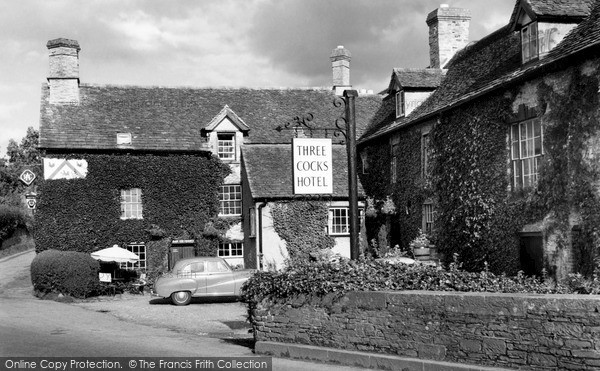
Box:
xmin=218 ymin=242 xmax=244 ymax=258
xmin=395 ymin=91 xmax=405 ymax=118
xmin=521 ymin=22 xmax=539 ymax=64
xmin=328 ymin=208 xmax=364 ymax=236
xmin=217 ymin=133 xmax=235 ymax=160
xmin=120 ymin=188 xmax=143 ymax=220
xmin=328 ymin=207 xmax=350 ymax=235
xmin=219 ymin=185 xmax=242 ymax=216
xmin=120 ymin=243 xmax=146 ymax=271
xmin=510 ymin=118 xmax=543 ymax=189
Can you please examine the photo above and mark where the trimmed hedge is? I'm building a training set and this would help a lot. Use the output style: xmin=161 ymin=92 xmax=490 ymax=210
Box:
xmin=31 ymin=249 xmax=100 ymax=298
xmin=241 ymin=257 xmax=600 ymax=305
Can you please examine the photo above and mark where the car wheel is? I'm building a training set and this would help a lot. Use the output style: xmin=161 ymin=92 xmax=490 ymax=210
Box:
xmin=170 ymin=291 xmax=192 ymax=306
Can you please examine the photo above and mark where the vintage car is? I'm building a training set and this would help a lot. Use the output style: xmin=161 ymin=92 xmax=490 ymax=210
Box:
xmin=153 ymin=257 xmax=254 ymax=305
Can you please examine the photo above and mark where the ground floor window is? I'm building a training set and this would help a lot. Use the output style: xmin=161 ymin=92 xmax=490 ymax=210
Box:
xmin=120 ymin=243 xmax=146 ymax=271
xmin=328 ymin=207 xmax=364 ymax=236
xmin=218 ymin=242 xmax=243 ymax=257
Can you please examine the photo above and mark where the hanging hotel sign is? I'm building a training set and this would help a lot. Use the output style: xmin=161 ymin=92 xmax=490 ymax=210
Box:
xmin=292 ymin=138 xmax=333 ymax=194
xmin=43 ymin=158 xmax=88 ymax=180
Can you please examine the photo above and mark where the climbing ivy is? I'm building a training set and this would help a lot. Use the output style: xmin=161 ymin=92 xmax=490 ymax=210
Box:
xmin=270 ymin=200 xmax=335 ymax=261
xmin=536 ymin=64 xmax=600 ymax=277
xmin=431 ymin=62 xmax=600 ymax=276
xmin=34 ymin=153 xmax=230 ymax=261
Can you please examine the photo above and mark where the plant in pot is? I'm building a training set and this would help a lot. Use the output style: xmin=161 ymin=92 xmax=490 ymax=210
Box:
xmin=409 ymin=229 xmax=431 ymax=260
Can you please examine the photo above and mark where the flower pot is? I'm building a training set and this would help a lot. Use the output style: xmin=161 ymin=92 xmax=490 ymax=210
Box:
xmin=413 ymin=247 xmax=430 ymax=261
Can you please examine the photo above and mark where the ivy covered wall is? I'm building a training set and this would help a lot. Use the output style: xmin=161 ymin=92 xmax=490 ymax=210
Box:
xmin=35 ymin=153 xmax=230 ymax=261
xmin=360 ymin=58 xmax=600 ymax=278
xmin=432 ymin=61 xmax=600 ymax=276
xmin=358 ymin=125 xmax=432 ymax=253
xmin=270 ymin=200 xmax=335 ymax=261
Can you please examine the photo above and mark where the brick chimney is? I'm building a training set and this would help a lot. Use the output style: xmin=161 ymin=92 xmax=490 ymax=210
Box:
xmin=426 ymin=4 xmax=471 ymax=69
xmin=47 ymin=38 xmax=80 ymax=104
xmin=330 ymin=45 xmax=351 ymax=96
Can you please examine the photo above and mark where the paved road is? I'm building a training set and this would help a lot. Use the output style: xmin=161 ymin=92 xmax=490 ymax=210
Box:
xmin=0 ymin=250 xmax=368 ymax=370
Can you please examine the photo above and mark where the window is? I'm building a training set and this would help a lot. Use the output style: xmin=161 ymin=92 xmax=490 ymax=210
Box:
xmin=395 ymin=91 xmax=405 ymax=118
xmin=360 ymin=152 xmax=369 ymax=174
xmin=120 ymin=188 xmax=143 ymax=219
xmin=521 ymin=22 xmax=539 ymax=63
xmin=422 ymin=133 xmax=430 ymax=177
xmin=328 ymin=208 xmax=364 ymax=236
xmin=391 ymin=143 xmax=400 ymax=183
xmin=219 ymin=185 xmax=242 ymax=215
xmin=217 ymin=133 xmax=235 ymax=160
xmin=329 ymin=207 xmax=349 ymax=235
xmin=511 ymin=118 xmax=543 ymax=189
xmin=179 ymin=262 xmax=205 ymax=276
xmin=207 ymin=260 xmax=230 ymax=273
xmin=218 ymin=242 xmax=243 ymax=258
xmin=249 ymin=208 xmax=256 ymax=237
xmin=422 ymin=203 xmax=434 ymax=235
xmin=120 ymin=243 xmax=146 ymax=271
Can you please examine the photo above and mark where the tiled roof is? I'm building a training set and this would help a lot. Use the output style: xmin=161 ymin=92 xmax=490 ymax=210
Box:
xmin=509 ymin=0 xmax=594 ymax=28
xmin=39 ymin=84 xmax=382 ymax=151
xmin=360 ymin=0 xmax=600 ymax=144
xmin=525 ymin=0 xmax=592 ymax=18
xmin=390 ymin=68 xmax=445 ymax=90
xmin=241 ymin=144 xmax=364 ymax=200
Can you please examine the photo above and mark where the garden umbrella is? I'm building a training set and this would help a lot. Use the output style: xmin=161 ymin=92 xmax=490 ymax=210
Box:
xmin=91 ymin=244 xmax=139 ymax=263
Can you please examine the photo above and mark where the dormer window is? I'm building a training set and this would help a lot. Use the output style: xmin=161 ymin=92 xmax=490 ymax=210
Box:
xmin=217 ymin=133 xmax=235 ymax=160
xmin=521 ymin=22 xmax=539 ymax=63
xmin=395 ymin=91 xmax=405 ymax=118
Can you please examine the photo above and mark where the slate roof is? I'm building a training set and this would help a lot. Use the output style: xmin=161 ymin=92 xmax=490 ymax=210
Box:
xmin=241 ymin=144 xmax=364 ymax=200
xmin=360 ymin=0 xmax=600 ymax=144
xmin=510 ymin=0 xmax=594 ymax=24
xmin=389 ymin=68 xmax=445 ymax=91
xmin=39 ymin=84 xmax=382 ymax=152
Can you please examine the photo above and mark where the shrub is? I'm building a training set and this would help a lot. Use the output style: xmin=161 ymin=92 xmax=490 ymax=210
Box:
xmin=240 ymin=257 xmax=593 ymax=305
xmin=31 ymin=249 xmax=101 ymax=298
xmin=0 ymin=205 xmax=30 ymax=247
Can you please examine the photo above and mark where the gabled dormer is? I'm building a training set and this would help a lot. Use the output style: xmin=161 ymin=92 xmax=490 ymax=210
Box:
xmin=388 ymin=68 xmax=444 ymax=119
xmin=201 ymin=105 xmax=249 ymax=163
xmin=510 ymin=0 xmax=592 ymax=64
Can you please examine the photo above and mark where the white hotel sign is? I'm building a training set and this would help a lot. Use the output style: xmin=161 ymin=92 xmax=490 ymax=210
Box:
xmin=292 ymin=138 xmax=333 ymax=195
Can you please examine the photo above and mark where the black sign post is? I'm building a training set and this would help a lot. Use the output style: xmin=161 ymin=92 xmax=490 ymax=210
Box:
xmin=343 ymin=90 xmax=360 ymax=260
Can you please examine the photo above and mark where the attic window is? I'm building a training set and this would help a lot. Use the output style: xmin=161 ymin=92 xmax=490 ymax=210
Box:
xmin=395 ymin=91 xmax=405 ymax=118
xmin=117 ymin=133 xmax=132 ymax=145
xmin=521 ymin=22 xmax=539 ymax=63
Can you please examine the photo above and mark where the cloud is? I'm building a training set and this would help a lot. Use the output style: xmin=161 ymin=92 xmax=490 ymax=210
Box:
xmin=0 ymin=0 xmax=519 ymax=157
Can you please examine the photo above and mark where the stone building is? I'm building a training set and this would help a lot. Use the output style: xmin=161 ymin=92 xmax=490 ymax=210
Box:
xmin=358 ymin=0 xmax=600 ymax=279
xmin=37 ymin=39 xmax=381 ymax=272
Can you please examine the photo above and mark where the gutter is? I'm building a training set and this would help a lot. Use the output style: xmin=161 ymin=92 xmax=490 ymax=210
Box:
xmin=257 ymin=201 xmax=267 ymax=271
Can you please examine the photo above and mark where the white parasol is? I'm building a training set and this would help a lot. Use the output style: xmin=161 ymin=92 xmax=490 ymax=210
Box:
xmin=91 ymin=244 xmax=139 ymax=263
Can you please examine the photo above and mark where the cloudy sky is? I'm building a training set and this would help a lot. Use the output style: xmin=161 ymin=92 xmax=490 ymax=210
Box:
xmin=0 ymin=0 xmax=515 ymax=158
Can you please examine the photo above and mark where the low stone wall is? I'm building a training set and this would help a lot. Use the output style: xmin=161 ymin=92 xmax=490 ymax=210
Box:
xmin=251 ymin=291 xmax=600 ymax=370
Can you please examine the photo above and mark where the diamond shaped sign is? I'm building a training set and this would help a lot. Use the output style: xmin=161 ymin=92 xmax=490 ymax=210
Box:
xmin=19 ymin=169 xmax=36 ymax=186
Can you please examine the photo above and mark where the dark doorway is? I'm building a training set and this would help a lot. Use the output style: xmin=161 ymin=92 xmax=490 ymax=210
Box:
xmin=520 ymin=234 xmax=544 ymax=276
xmin=169 ymin=241 xmax=195 ymax=270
